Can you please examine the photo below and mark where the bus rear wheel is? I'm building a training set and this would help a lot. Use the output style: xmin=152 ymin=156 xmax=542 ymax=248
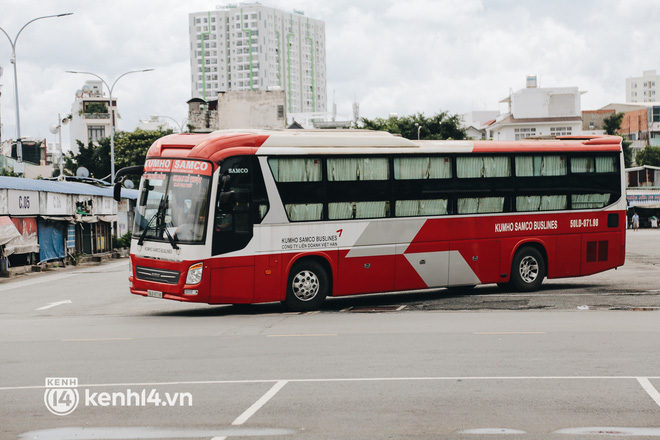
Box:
xmin=510 ymin=246 xmax=545 ymax=292
xmin=284 ymin=260 xmax=329 ymax=312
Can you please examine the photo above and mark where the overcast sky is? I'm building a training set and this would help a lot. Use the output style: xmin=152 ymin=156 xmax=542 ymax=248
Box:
xmin=1 ymin=0 xmax=659 ymax=152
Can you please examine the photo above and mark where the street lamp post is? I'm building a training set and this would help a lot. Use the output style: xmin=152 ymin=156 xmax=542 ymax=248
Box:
xmin=0 ymin=13 xmax=73 ymax=171
xmin=415 ymin=122 xmax=422 ymax=140
xmin=49 ymin=113 xmax=68 ymax=179
xmin=155 ymin=115 xmax=186 ymax=133
xmin=66 ymin=69 xmax=154 ymax=183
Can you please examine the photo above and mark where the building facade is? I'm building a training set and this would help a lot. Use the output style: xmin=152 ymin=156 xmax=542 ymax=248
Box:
xmin=626 ymin=166 xmax=660 ymax=228
xmin=461 ymin=110 xmax=499 ymax=140
xmin=189 ymin=3 xmax=327 ymax=115
xmin=605 ymin=104 xmax=660 ymax=152
xmin=69 ymin=80 xmax=117 ymax=155
xmin=626 ymin=70 xmax=659 ymax=103
xmin=487 ymin=77 xmax=584 ymax=141
xmin=0 ymin=66 xmax=3 ymax=144
xmin=0 ymin=177 xmax=138 ymax=267
xmin=217 ymin=90 xmax=286 ymax=129
xmin=188 ymin=90 xmax=286 ymax=131
xmin=581 ymin=109 xmax=615 ymax=134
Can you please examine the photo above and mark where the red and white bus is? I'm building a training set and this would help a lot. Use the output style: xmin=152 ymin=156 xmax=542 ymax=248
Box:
xmin=126 ymin=130 xmax=626 ymax=311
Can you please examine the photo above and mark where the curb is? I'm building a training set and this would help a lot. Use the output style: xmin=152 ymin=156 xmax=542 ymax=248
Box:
xmin=0 ymin=251 xmax=127 ymax=278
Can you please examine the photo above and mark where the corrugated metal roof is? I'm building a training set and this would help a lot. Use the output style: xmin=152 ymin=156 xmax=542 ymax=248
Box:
xmin=0 ymin=177 xmax=138 ymax=199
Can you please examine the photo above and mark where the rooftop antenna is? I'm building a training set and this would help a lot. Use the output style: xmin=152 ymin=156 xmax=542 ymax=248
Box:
xmin=330 ymin=90 xmax=335 ymax=122
xmin=352 ymin=98 xmax=360 ymax=124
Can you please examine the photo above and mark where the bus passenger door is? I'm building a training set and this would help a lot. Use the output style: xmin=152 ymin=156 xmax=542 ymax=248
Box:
xmin=209 ymin=156 xmax=259 ymax=304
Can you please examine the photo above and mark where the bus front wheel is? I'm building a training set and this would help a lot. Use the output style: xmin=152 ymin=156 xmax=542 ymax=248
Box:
xmin=284 ymin=260 xmax=329 ymax=312
xmin=510 ymin=246 xmax=545 ymax=292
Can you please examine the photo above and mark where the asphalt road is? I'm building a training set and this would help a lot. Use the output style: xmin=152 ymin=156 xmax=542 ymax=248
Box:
xmin=1 ymin=229 xmax=659 ymax=439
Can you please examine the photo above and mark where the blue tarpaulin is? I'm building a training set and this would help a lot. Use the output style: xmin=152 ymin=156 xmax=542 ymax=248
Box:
xmin=38 ymin=220 xmax=66 ymax=262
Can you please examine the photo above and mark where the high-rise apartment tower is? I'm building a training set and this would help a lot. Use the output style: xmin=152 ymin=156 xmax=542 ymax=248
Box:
xmin=626 ymin=70 xmax=658 ymax=103
xmin=189 ymin=3 xmax=327 ymax=115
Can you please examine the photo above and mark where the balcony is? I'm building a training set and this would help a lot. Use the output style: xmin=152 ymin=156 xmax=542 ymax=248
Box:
xmin=84 ymin=113 xmax=110 ymax=120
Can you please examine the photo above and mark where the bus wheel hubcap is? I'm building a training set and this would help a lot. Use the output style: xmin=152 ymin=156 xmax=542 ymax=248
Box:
xmin=292 ymin=270 xmax=319 ymax=301
xmin=519 ymin=256 xmax=539 ymax=283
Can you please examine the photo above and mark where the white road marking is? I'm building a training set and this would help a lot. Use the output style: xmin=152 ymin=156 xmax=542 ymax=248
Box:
xmin=61 ymin=338 xmax=133 ymax=342
xmin=212 ymin=381 xmax=289 ymax=440
xmin=36 ymin=300 xmax=72 ymax=311
xmin=3 ymin=376 xmax=660 ymax=392
xmin=232 ymin=380 xmax=288 ymax=426
xmin=459 ymin=428 xmax=527 ymax=434
xmin=474 ymin=332 xmax=546 ymax=335
xmin=19 ymin=427 xmax=296 ymax=440
xmin=638 ymin=377 xmax=660 ymax=408
xmin=555 ymin=427 xmax=660 ymax=436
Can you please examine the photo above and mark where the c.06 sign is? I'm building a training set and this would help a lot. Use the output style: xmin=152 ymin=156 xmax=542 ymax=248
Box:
xmin=8 ymin=190 xmax=39 ymax=215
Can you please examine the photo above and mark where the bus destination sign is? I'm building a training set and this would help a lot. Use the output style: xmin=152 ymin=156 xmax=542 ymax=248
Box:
xmin=144 ymin=159 xmax=213 ymax=176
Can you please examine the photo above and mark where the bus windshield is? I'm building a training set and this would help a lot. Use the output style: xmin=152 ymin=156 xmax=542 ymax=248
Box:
xmin=134 ymin=168 xmax=211 ymax=245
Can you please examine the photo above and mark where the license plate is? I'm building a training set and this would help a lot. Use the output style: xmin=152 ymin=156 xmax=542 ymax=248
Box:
xmin=147 ymin=290 xmax=163 ymax=298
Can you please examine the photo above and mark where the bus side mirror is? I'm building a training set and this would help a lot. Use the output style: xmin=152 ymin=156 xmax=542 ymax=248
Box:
xmin=219 ymin=191 xmax=235 ymax=212
xmin=139 ymin=180 xmax=150 ymax=206
xmin=113 ymin=183 xmax=122 ymax=202
xmin=113 ymin=164 xmax=144 ymax=202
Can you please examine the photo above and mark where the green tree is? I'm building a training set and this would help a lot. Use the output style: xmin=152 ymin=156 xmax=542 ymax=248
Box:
xmin=0 ymin=167 xmax=19 ymax=177
xmin=603 ymin=112 xmax=624 ymax=135
xmin=57 ymin=138 xmax=111 ymax=179
xmin=113 ymin=128 xmax=173 ymax=170
xmin=622 ymin=140 xmax=633 ymax=169
xmin=360 ymin=111 xmax=467 ymax=140
xmin=602 ymin=112 xmax=633 ymax=168
xmin=635 ymin=145 xmax=660 ymax=167
xmin=84 ymin=102 xmax=108 ymax=114
xmin=58 ymin=128 xmax=173 ymax=180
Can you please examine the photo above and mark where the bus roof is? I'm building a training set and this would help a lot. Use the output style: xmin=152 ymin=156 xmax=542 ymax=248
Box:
xmin=146 ymin=130 xmax=622 ymax=162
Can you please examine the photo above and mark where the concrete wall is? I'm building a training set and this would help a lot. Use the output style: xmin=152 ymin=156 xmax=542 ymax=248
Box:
xmin=511 ymin=87 xmax=581 ymax=119
xmin=216 ymin=90 xmax=285 ymax=129
xmin=493 ymin=121 xmax=583 ymax=141
xmin=582 ymin=109 xmax=615 ymax=131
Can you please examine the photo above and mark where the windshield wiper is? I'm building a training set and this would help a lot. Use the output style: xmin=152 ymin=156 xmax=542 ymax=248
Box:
xmin=137 ymin=195 xmax=179 ymax=250
xmin=137 ymin=211 xmax=159 ymax=246
xmin=162 ymin=224 xmax=179 ymax=250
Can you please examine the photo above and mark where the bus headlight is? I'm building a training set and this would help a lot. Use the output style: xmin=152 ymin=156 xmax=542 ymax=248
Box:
xmin=186 ymin=262 xmax=204 ymax=285
xmin=128 ymin=257 xmax=132 ymax=275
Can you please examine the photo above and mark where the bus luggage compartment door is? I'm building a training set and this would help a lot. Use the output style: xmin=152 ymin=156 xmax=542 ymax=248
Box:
xmin=396 ymin=241 xmax=450 ymax=290
xmin=253 ymin=253 xmax=282 ymax=303
xmin=449 ymin=239 xmax=500 ymax=286
xmin=555 ymin=234 xmax=581 ymax=278
xmin=209 ymin=257 xmax=255 ymax=304
xmin=336 ymin=245 xmax=395 ymax=295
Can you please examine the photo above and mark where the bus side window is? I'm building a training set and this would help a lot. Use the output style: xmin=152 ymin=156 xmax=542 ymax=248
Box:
xmin=215 ymin=178 xmax=235 ymax=232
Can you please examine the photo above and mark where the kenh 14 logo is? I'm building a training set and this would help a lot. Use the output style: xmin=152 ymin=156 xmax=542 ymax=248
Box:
xmin=44 ymin=377 xmax=79 ymax=416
